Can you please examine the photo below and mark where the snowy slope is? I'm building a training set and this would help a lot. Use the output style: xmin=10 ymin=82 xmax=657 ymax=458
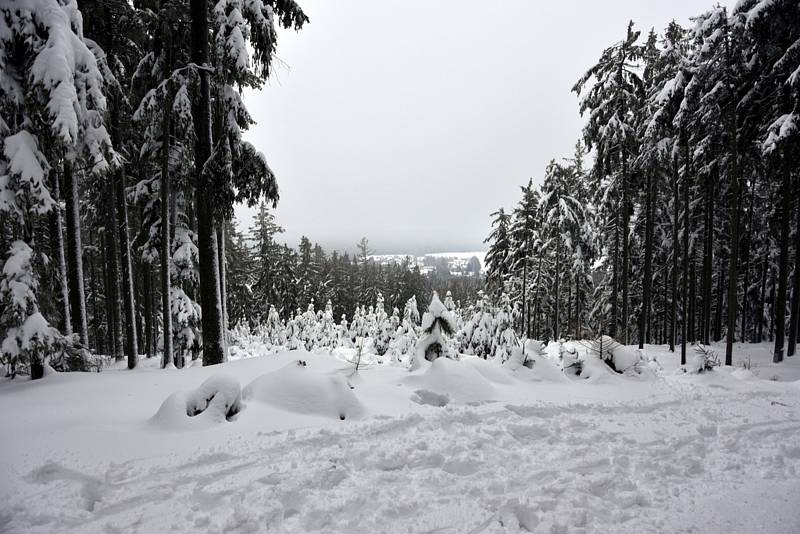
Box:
xmin=1 ymin=343 xmax=799 ymax=533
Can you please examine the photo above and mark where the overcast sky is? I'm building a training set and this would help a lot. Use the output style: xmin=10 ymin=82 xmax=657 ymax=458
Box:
xmin=236 ymin=0 xmax=724 ymax=255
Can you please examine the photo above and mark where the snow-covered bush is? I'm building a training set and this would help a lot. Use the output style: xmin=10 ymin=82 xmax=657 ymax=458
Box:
xmin=0 ymin=242 xmax=63 ymax=379
xmin=152 ymin=375 xmax=243 ymax=428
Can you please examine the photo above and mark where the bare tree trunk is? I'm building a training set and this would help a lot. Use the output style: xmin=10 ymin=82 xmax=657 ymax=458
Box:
xmin=741 ymin=177 xmax=756 ymax=343
xmin=160 ymin=20 xmax=174 ymax=369
xmin=143 ymin=266 xmax=154 ymax=358
xmin=554 ymin=233 xmax=561 ymax=340
xmin=681 ymin=140 xmax=690 ymax=365
xmin=112 ymin=131 xmax=138 ymax=369
xmin=217 ymin=224 xmax=229 ymax=352
xmin=774 ymin=162 xmax=792 ymax=363
xmin=640 ymin=170 xmax=654 ymax=349
xmin=50 ymin=170 xmax=71 ymax=336
xmin=671 ymin=156 xmax=679 ymax=352
xmin=106 ymin=177 xmax=123 ymax=361
xmin=192 ymin=0 xmax=226 ymax=366
xmin=788 ymin=174 xmax=800 ymax=357
xmin=611 ymin=210 xmax=620 ymax=339
xmin=621 ymin=156 xmax=630 ymax=345
xmin=756 ymin=256 xmax=768 ymax=343
xmin=64 ymin=160 xmax=89 ymax=345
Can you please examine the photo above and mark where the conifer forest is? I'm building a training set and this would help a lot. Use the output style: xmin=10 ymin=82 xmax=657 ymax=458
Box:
xmin=1 ymin=2 xmax=799 ymax=533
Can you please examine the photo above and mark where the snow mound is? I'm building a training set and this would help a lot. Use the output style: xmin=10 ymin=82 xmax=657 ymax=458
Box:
xmin=242 ymin=362 xmax=365 ymax=420
xmin=611 ymin=346 xmax=642 ymax=373
xmin=579 ymin=357 xmax=617 ymax=383
xmin=403 ymin=357 xmax=495 ymax=403
xmin=504 ymin=344 xmax=570 ymax=383
xmin=151 ymin=375 xmax=243 ymax=429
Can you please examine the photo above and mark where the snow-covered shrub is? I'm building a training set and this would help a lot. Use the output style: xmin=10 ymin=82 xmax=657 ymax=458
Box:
xmin=491 ymin=293 xmax=517 ymax=362
xmin=0 ymin=242 xmax=63 ymax=379
xmin=152 ymin=375 xmax=243 ymax=428
xmin=683 ymin=345 xmax=721 ymax=374
xmin=610 ymin=346 xmax=643 ymax=373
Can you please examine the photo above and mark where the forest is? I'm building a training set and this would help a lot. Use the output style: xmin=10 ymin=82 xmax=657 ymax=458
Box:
xmin=1 ymin=0 xmax=798 ymax=381
xmin=484 ymin=7 xmax=800 ymax=368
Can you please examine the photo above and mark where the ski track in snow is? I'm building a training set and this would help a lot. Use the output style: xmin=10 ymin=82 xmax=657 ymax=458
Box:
xmin=2 ymin=375 xmax=800 ymax=534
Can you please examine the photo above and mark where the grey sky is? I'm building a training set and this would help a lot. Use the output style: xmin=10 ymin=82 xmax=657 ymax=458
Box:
xmin=236 ymin=0 xmax=722 ymax=255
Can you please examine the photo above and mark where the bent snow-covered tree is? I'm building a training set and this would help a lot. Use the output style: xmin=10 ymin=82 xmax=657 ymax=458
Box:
xmin=411 ymin=292 xmax=458 ymax=370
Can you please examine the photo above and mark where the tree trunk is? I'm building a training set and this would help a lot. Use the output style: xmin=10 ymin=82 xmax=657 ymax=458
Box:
xmin=143 ymin=266 xmax=154 ymax=358
xmin=191 ymin=0 xmax=226 ymax=366
xmin=106 ymin=176 xmax=123 ymax=360
xmin=689 ymin=260 xmax=696 ymax=343
xmin=112 ymin=129 xmax=138 ymax=369
xmin=88 ymin=234 xmax=101 ymax=353
xmin=670 ymin=156 xmax=678 ymax=352
xmin=724 ymin=20 xmax=740 ymax=367
xmin=640 ymin=170 xmax=654 ymax=349
xmin=50 ymin=170 xmax=71 ymax=336
xmin=217 ymin=223 xmax=229 ymax=354
xmin=64 ymin=160 xmax=89 ymax=345
xmin=554 ymin=233 xmax=561 ymax=340
xmin=741 ymin=177 xmax=756 ymax=343
xmin=774 ymin=162 xmax=792 ymax=363
xmin=681 ymin=140 xmax=690 ymax=365
xmin=788 ymin=174 xmax=800 ymax=357
xmin=160 ymin=20 xmax=174 ymax=369
xmin=611 ymin=209 xmax=620 ymax=339
xmin=702 ymin=163 xmax=716 ymax=345
xmin=757 ymin=256 xmax=768 ymax=343
xmin=621 ymin=156 xmax=630 ymax=345
xmin=521 ymin=237 xmax=528 ymax=337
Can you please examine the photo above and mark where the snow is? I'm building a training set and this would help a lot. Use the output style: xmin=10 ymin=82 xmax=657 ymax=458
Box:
xmin=1 ymin=342 xmax=800 ymax=533
xmin=242 ymin=358 xmax=365 ymax=420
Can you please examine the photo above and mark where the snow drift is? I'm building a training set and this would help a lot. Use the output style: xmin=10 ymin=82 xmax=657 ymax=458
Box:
xmin=242 ymin=361 xmax=365 ymax=420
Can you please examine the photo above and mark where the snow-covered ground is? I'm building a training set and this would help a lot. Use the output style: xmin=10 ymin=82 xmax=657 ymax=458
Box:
xmin=1 ymin=342 xmax=799 ymax=533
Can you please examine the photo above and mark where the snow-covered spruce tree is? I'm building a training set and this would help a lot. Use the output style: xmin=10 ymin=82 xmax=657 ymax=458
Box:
xmin=170 ymin=216 xmax=202 ymax=366
xmin=390 ymin=295 xmax=420 ymax=360
xmin=574 ymin=21 xmax=645 ymax=345
xmin=250 ymin=202 xmax=285 ymax=323
xmin=337 ymin=314 xmax=352 ymax=348
xmin=410 ymin=292 xmax=458 ymax=370
xmin=509 ymin=179 xmax=543 ymax=338
xmin=539 ymin=159 xmax=586 ymax=341
xmin=372 ymin=292 xmax=392 ymax=355
xmin=459 ymin=290 xmax=495 ymax=357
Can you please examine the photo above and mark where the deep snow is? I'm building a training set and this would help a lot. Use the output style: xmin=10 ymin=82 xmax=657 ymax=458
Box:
xmin=1 ymin=342 xmax=799 ymax=533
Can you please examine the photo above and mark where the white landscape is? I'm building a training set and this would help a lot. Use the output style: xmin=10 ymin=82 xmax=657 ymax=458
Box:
xmin=1 ymin=341 xmax=799 ymax=533
xmin=2 ymin=0 xmax=800 ymax=533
